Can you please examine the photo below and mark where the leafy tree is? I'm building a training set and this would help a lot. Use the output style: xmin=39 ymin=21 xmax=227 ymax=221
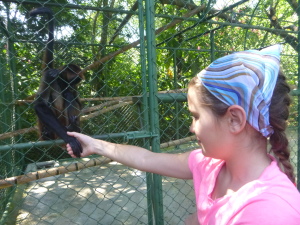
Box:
xmin=0 ymin=0 xmax=298 ymax=147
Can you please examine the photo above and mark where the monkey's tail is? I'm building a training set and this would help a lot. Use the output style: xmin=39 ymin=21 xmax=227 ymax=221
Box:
xmin=29 ymin=7 xmax=54 ymax=40
xmin=29 ymin=7 xmax=54 ymax=18
xmin=29 ymin=7 xmax=55 ymax=70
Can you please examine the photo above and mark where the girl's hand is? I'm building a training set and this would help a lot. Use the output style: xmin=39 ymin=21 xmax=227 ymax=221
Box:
xmin=66 ymin=132 xmax=96 ymax=158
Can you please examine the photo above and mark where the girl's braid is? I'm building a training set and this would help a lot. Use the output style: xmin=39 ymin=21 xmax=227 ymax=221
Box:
xmin=269 ymin=71 xmax=296 ymax=183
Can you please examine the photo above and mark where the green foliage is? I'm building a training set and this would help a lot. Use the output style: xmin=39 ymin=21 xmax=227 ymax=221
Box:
xmin=0 ymin=0 xmax=298 ymax=150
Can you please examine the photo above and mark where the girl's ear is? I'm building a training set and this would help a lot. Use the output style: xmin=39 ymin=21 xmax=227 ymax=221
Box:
xmin=226 ymin=105 xmax=247 ymax=134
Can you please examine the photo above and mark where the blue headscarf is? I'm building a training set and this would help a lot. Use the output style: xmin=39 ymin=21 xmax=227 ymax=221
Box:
xmin=197 ymin=44 xmax=282 ymax=137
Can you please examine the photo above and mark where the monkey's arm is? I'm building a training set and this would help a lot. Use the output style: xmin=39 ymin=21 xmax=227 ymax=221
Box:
xmin=63 ymin=91 xmax=81 ymax=133
xmin=34 ymin=100 xmax=82 ymax=157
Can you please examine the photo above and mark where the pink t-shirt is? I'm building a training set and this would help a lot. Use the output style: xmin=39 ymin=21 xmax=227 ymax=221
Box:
xmin=188 ymin=149 xmax=300 ymax=225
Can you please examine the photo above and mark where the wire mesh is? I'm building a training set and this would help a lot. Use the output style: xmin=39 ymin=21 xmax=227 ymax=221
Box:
xmin=0 ymin=0 xmax=299 ymax=224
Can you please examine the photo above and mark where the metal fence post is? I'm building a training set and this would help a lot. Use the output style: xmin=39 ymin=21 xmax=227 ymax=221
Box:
xmin=138 ymin=0 xmax=154 ymax=224
xmin=145 ymin=0 xmax=164 ymax=224
xmin=297 ymin=3 xmax=300 ymax=190
xmin=0 ymin=3 xmax=20 ymax=223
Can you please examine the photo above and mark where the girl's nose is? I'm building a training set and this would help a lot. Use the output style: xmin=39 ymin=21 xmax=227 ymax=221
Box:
xmin=190 ymin=121 xmax=195 ymax=133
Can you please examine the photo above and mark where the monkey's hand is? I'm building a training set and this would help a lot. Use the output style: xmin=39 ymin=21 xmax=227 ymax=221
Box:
xmin=66 ymin=136 xmax=83 ymax=158
xmin=67 ymin=115 xmax=81 ymax=133
xmin=47 ymin=69 xmax=60 ymax=78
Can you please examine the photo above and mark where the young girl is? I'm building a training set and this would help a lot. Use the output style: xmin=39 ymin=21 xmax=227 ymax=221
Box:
xmin=66 ymin=44 xmax=300 ymax=224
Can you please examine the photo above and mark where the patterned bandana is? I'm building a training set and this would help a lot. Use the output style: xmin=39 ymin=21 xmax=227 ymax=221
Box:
xmin=197 ymin=44 xmax=282 ymax=137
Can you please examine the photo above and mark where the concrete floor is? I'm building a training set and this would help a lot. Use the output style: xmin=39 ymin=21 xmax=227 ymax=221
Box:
xmin=13 ymin=159 xmax=195 ymax=225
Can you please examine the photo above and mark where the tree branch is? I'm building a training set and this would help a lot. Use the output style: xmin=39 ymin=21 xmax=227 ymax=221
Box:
xmin=157 ymin=0 xmax=247 ymax=46
xmin=159 ymin=0 xmax=197 ymax=10
xmin=266 ymin=6 xmax=298 ymax=52
xmin=79 ymin=4 xmax=206 ymax=75
xmin=286 ymin=0 xmax=298 ymax=15
xmin=109 ymin=1 xmax=139 ymax=44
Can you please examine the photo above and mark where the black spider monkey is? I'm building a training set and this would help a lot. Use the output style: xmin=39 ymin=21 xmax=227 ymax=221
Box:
xmin=30 ymin=7 xmax=83 ymax=157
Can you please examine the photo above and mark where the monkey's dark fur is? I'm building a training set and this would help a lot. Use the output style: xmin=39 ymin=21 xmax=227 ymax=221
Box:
xmin=30 ymin=7 xmax=83 ymax=157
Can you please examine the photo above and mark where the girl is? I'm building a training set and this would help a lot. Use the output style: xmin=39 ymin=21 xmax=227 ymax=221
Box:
xmin=66 ymin=44 xmax=300 ymax=224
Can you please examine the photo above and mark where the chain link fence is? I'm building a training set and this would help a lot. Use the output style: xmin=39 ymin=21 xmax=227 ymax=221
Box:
xmin=0 ymin=0 xmax=299 ymax=224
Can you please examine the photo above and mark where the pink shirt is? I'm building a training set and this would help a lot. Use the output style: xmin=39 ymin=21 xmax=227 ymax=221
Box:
xmin=188 ymin=149 xmax=300 ymax=225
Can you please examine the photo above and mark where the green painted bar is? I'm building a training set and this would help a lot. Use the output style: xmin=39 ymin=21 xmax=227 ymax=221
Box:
xmin=137 ymin=0 xmax=154 ymax=224
xmin=297 ymin=3 xmax=300 ymax=190
xmin=145 ymin=0 xmax=164 ymax=224
xmin=0 ymin=131 xmax=156 ymax=152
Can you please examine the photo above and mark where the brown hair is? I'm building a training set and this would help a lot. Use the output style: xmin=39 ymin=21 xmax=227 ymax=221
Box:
xmin=189 ymin=72 xmax=295 ymax=183
xmin=269 ymin=71 xmax=295 ymax=183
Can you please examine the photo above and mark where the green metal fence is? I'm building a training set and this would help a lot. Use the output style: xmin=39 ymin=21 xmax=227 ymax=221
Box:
xmin=0 ymin=0 xmax=299 ymax=224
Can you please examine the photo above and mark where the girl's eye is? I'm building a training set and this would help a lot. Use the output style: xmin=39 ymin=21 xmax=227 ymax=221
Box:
xmin=192 ymin=115 xmax=199 ymax=120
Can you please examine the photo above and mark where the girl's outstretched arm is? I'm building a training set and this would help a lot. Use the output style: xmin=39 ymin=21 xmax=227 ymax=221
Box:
xmin=66 ymin=132 xmax=193 ymax=179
